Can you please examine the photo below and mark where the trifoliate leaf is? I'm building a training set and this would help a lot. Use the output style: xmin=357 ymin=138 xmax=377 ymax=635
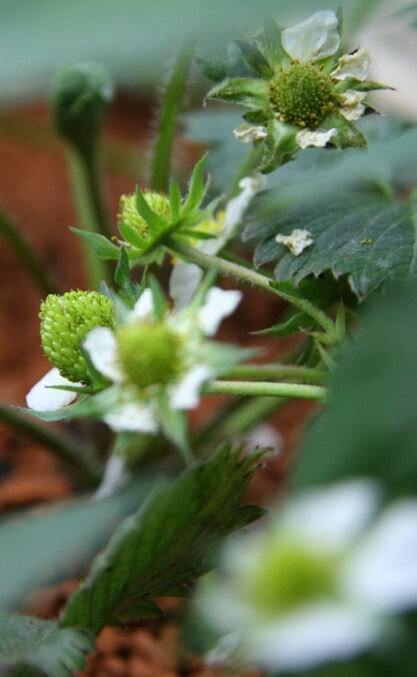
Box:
xmin=246 ymin=190 xmax=417 ymax=300
xmin=61 ymin=445 xmax=264 ymax=634
xmin=0 ymin=612 xmax=92 ymax=676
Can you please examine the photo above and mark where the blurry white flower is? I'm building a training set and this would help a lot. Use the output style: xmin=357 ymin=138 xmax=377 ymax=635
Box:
xmin=170 ymin=175 xmax=265 ymax=310
xmin=276 ymin=229 xmax=314 ymax=256
xmin=332 ymin=48 xmax=372 ymax=82
xmin=26 ymin=367 xmax=79 ymax=411
xmin=196 ymin=481 xmax=417 ymax=671
xmin=281 ymin=10 xmax=341 ymax=63
xmin=244 ymin=423 xmax=283 ymax=457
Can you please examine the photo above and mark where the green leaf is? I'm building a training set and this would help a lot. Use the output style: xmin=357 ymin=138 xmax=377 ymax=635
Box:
xmin=61 ymin=445 xmax=264 ymax=634
xmin=262 ymin=18 xmax=287 ymax=68
xmin=233 ymin=40 xmax=273 ymax=78
xmin=70 ymin=228 xmax=119 ymax=260
xmin=115 ymin=247 xmax=140 ymax=305
xmin=135 ymin=186 xmax=168 ymax=236
xmin=169 ymin=179 xmax=182 ymax=221
xmin=0 ymin=613 xmax=93 ymax=676
xmin=292 ymin=281 xmax=417 ymax=497
xmin=118 ymin=221 xmax=147 ymax=250
xmin=196 ymin=57 xmax=229 ymax=83
xmin=248 ymin=191 xmax=417 ymax=300
xmin=255 ymin=311 xmax=313 ymax=337
xmin=148 ymin=274 xmax=167 ymax=321
xmin=182 ymin=153 xmax=209 ymax=217
xmin=206 ymin=77 xmax=270 ymax=109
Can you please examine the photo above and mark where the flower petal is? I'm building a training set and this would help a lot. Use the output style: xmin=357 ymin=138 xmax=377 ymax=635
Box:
xmin=93 ymin=454 xmax=129 ymax=501
xmin=104 ymin=402 xmax=159 ymax=433
xmin=250 ymin=603 xmax=379 ymax=671
xmin=129 ymin=288 xmax=155 ymax=322
xmin=26 ymin=368 xmax=79 ymax=412
xmin=296 ymin=128 xmax=337 ymax=149
xmin=197 ymin=287 xmax=242 ymax=336
xmin=84 ymin=327 xmax=123 ymax=382
xmin=281 ymin=10 xmax=340 ymax=62
xmin=332 ymin=48 xmax=371 ymax=81
xmin=339 ymin=90 xmax=367 ymax=121
xmin=233 ymin=125 xmax=268 ymax=144
xmin=224 ymin=174 xmax=266 ymax=232
xmin=169 ymin=365 xmax=213 ymax=409
xmin=275 ymin=229 xmax=313 ymax=256
xmin=344 ymin=500 xmax=417 ymax=612
xmin=169 ymin=261 xmax=203 ymax=312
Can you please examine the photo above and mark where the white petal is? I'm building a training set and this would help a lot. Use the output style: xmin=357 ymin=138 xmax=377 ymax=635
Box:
xmin=285 ymin=481 xmax=380 ymax=551
xmin=332 ymin=48 xmax=371 ymax=81
xmin=296 ymin=127 xmax=337 ymax=149
xmin=26 ymin=368 xmax=79 ymax=412
xmin=169 ymin=261 xmax=203 ymax=312
xmin=93 ymin=454 xmax=129 ymax=501
xmin=83 ymin=327 xmax=122 ymax=382
xmin=169 ymin=365 xmax=213 ymax=409
xmin=104 ymin=402 xmax=159 ymax=433
xmin=129 ymin=288 xmax=155 ymax=322
xmin=340 ymin=90 xmax=367 ymax=121
xmin=275 ymin=229 xmax=314 ymax=256
xmin=344 ymin=500 xmax=417 ymax=612
xmin=282 ymin=10 xmax=340 ymax=62
xmin=197 ymin=287 xmax=242 ymax=336
xmin=224 ymin=174 xmax=266 ymax=232
xmin=233 ymin=125 xmax=267 ymax=144
xmin=244 ymin=423 xmax=283 ymax=456
xmin=250 ymin=603 xmax=379 ymax=671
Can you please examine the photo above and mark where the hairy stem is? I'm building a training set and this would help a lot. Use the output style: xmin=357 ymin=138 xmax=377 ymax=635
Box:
xmin=0 ymin=207 xmax=58 ymax=296
xmin=223 ymin=364 xmax=327 ymax=383
xmin=203 ymin=380 xmax=327 ymax=401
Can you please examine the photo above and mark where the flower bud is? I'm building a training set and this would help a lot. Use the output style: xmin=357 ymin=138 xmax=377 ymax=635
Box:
xmin=50 ymin=62 xmax=113 ymax=155
xmin=40 ymin=291 xmax=114 ymax=383
xmin=118 ymin=191 xmax=170 ymax=239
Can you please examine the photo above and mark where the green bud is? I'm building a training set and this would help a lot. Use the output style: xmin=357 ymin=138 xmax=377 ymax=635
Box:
xmin=40 ymin=290 xmax=114 ymax=384
xmin=117 ymin=323 xmax=181 ymax=388
xmin=269 ymin=62 xmax=339 ymax=129
xmin=50 ymin=62 xmax=113 ymax=154
xmin=118 ymin=191 xmax=170 ymax=239
xmin=242 ymin=541 xmax=336 ymax=615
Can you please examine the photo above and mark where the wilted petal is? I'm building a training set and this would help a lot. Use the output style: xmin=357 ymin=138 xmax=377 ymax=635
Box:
xmin=93 ymin=454 xmax=129 ymax=501
xmin=251 ymin=603 xmax=379 ymax=671
xmin=169 ymin=261 xmax=203 ymax=312
xmin=233 ymin=124 xmax=267 ymax=144
xmin=296 ymin=127 xmax=337 ymax=149
xmin=130 ymin=288 xmax=155 ymax=321
xmin=275 ymin=229 xmax=314 ymax=256
xmin=344 ymin=500 xmax=417 ymax=612
xmin=104 ymin=402 xmax=159 ymax=433
xmin=332 ymin=48 xmax=371 ymax=81
xmin=84 ymin=327 xmax=122 ymax=382
xmin=169 ymin=365 xmax=213 ymax=409
xmin=197 ymin=287 xmax=242 ymax=336
xmin=339 ymin=90 xmax=367 ymax=121
xmin=26 ymin=368 xmax=79 ymax=412
xmin=282 ymin=10 xmax=340 ymax=62
xmin=224 ymin=174 xmax=266 ymax=232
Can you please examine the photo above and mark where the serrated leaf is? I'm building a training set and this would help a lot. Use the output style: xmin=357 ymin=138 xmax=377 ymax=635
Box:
xmin=0 ymin=613 xmax=93 ymax=676
xmin=61 ymin=445 xmax=264 ymax=634
xmin=70 ymin=228 xmax=119 ymax=260
xmin=248 ymin=191 xmax=417 ymax=300
xmin=293 ymin=282 xmax=417 ymax=498
xmin=233 ymin=40 xmax=273 ymax=79
xmin=206 ymin=77 xmax=269 ymax=109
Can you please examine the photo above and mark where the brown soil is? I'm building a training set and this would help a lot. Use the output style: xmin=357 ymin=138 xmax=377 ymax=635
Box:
xmin=0 ymin=96 xmax=318 ymax=675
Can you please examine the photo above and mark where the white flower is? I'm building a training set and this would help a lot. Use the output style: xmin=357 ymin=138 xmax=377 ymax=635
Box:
xmin=281 ymin=10 xmax=340 ymax=63
xmin=80 ymin=286 xmax=241 ymax=433
xmin=296 ymin=128 xmax=338 ymax=150
xmin=339 ymin=90 xmax=367 ymax=121
xmin=332 ymin=48 xmax=372 ymax=82
xmin=25 ymin=367 xmax=80 ymax=412
xmin=195 ymin=481 xmax=417 ymax=671
xmin=275 ymin=228 xmax=314 ymax=256
xmin=169 ymin=175 xmax=265 ymax=310
xmin=233 ymin=124 xmax=268 ymax=144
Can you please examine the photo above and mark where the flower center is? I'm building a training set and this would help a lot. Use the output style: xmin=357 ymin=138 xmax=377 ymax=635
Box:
xmin=40 ymin=291 xmax=114 ymax=384
xmin=242 ymin=541 xmax=336 ymax=615
xmin=117 ymin=322 xmax=181 ymax=388
xmin=118 ymin=191 xmax=170 ymax=239
xmin=269 ymin=62 xmax=338 ymax=128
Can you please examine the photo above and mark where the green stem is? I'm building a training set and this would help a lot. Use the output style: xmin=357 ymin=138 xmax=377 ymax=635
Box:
xmin=66 ymin=147 xmax=112 ymax=288
xmin=203 ymin=380 xmax=327 ymax=401
xmin=223 ymin=364 xmax=327 ymax=383
xmin=165 ymin=238 xmax=337 ymax=336
xmin=150 ymin=38 xmax=196 ymax=192
xmin=0 ymin=404 xmax=102 ymax=486
xmin=0 ymin=207 xmax=58 ymax=296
